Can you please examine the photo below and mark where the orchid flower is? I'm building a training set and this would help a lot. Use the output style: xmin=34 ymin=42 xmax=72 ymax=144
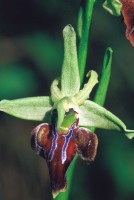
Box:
xmin=0 ymin=25 xmax=133 ymax=198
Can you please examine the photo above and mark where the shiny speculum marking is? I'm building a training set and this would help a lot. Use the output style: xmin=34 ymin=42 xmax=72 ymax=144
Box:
xmin=48 ymin=122 xmax=76 ymax=164
xmin=48 ymin=125 xmax=58 ymax=161
xmin=61 ymin=122 xmax=76 ymax=164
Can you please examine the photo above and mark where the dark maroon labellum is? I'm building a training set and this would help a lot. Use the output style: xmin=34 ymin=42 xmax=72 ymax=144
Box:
xmin=31 ymin=121 xmax=98 ymax=197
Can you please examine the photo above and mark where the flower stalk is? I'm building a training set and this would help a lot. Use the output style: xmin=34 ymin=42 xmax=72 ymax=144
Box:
xmin=77 ymin=0 xmax=96 ymax=85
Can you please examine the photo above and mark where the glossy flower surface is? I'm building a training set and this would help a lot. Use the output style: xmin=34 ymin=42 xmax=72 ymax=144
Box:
xmin=31 ymin=109 xmax=98 ymax=197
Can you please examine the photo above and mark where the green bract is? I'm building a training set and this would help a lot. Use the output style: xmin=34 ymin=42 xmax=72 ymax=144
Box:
xmin=103 ymin=0 xmax=122 ymax=16
xmin=0 ymin=25 xmax=133 ymax=139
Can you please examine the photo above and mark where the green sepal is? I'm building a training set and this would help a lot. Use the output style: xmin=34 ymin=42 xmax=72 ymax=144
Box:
xmin=61 ymin=25 xmax=80 ymax=96
xmin=79 ymin=100 xmax=134 ymax=139
xmin=103 ymin=0 xmax=122 ymax=16
xmin=0 ymin=97 xmax=52 ymax=122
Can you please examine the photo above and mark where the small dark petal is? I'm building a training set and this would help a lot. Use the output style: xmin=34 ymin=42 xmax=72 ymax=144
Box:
xmin=31 ymin=123 xmax=52 ymax=158
xmin=31 ymin=134 xmax=45 ymax=157
xmin=74 ymin=127 xmax=98 ymax=161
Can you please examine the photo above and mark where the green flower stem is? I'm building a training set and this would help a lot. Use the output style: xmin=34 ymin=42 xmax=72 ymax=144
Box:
xmin=77 ymin=0 xmax=96 ymax=85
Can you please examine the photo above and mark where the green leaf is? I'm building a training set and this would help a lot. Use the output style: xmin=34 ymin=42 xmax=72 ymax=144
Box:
xmin=0 ymin=97 xmax=52 ymax=122
xmin=61 ymin=25 xmax=80 ymax=96
xmin=103 ymin=0 xmax=122 ymax=16
xmin=93 ymin=47 xmax=113 ymax=105
xmin=90 ymin=47 xmax=112 ymax=133
xmin=79 ymin=100 xmax=134 ymax=139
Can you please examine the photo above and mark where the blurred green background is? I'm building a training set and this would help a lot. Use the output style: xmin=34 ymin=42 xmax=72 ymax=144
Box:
xmin=0 ymin=0 xmax=134 ymax=200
